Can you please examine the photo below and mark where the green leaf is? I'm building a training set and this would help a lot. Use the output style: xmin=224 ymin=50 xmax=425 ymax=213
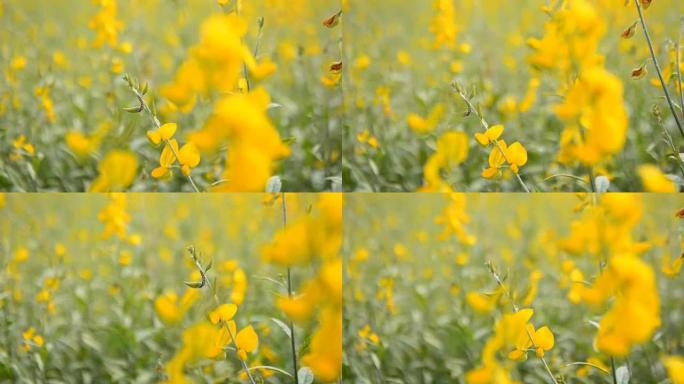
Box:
xmin=123 ymin=106 xmax=143 ymax=113
xmin=271 ymin=317 xmax=292 ymax=339
xmin=183 ymin=281 xmax=204 ymax=289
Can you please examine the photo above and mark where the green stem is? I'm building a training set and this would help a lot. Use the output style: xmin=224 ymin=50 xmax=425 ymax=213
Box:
xmin=234 ymin=1 xmax=251 ymax=92
xmin=635 ymin=0 xmax=684 ymax=139
xmin=588 ymin=167 xmax=596 ymax=193
xmin=611 ymin=357 xmax=618 ymax=384
xmin=282 ymin=193 xmax=300 ymax=384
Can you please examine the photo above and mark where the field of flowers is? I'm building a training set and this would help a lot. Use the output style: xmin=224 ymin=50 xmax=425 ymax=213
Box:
xmin=0 ymin=0 xmax=342 ymax=192
xmin=343 ymin=0 xmax=684 ymax=192
xmin=344 ymin=193 xmax=684 ymax=383
xmin=0 ymin=193 xmax=342 ymax=383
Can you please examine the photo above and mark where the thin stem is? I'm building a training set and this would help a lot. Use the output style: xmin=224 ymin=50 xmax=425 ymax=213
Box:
xmin=234 ymin=1 xmax=251 ymax=92
xmin=253 ymin=17 xmax=265 ymax=59
xmin=543 ymin=174 xmax=589 ymax=185
xmin=635 ymin=0 xmax=684 ymax=139
xmin=332 ymin=11 xmax=345 ymax=181
xmin=611 ymin=357 xmax=618 ymax=384
xmin=282 ymin=193 xmax=300 ymax=384
xmin=588 ymin=167 xmax=596 ymax=193
xmin=456 ymin=88 xmax=532 ymax=192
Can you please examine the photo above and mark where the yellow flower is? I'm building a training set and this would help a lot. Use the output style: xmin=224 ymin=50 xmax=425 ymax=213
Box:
xmin=235 ymin=325 xmax=259 ymax=361
xmin=554 ymin=66 xmax=627 ymax=166
xmin=301 ymin=307 xmax=342 ymax=382
xmin=161 ymin=14 xmax=250 ymax=106
xmin=321 ymin=71 xmax=342 ymax=88
xmin=65 ymin=131 xmax=101 ymax=158
xmin=11 ymin=55 xmax=27 ymax=70
xmin=638 ymin=165 xmax=677 ymax=192
xmin=277 ymin=292 xmax=316 ymax=323
xmin=663 ymin=355 xmax=684 ymax=384
xmin=147 ymin=123 xmax=177 ymax=146
xmin=582 ymin=254 xmax=660 ymax=357
xmin=482 ymin=140 xmax=528 ymax=178
xmin=421 ymin=132 xmax=469 ymax=191
xmin=475 ymin=125 xmax=504 ymax=147
xmin=397 ymin=50 xmax=412 ymax=66
xmin=357 ymin=130 xmax=379 ymax=149
xmin=407 ymin=104 xmax=444 ymax=134
xmin=466 ymin=292 xmax=498 ymax=314
xmin=152 ymin=140 xmax=201 ymax=179
xmin=21 ymin=327 xmax=44 ymax=352
xmin=208 ymin=304 xmax=238 ymax=325
xmin=193 ymin=88 xmax=289 ymax=191
xmin=357 ymin=324 xmax=380 ymax=346
xmin=89 ymin=150 xmax=138 ymax=192
xmin=506 ymin=142 xmax=528 ymax=174
xmin=661 ymin=251 xmax=683 ymax=278
xmin=12 ymin=135 xmax=35 ymax=158
xmin=430 ymin=0 xmax=458 ymax=49
xmin=154 ymin=290 xmax=199 ymax=325
xmin=89 ymin=0 xmax=123 ymax=48
xmin=178 ymin=143 xmax=200 ymax=176
xmin=14 ymin=247 xmax=29 ymax=262
xmin=118 ymin=250 xmax=132 ymax=266
xmin=110 ymin=57 xmax=124 ymax=74
xmin=247 ymin=58 xmax=277 ymax=81
xmin=528 ymin=325 xmax=555 ymax=358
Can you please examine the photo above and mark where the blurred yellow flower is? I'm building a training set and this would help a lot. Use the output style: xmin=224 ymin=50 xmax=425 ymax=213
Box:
xmin=90 ymin=150 xmax=138 ymax=192
xmin=663 ymin=355 xmax=684 ymax=384
xmin=638 ymin=165 xmax=677 ymax=192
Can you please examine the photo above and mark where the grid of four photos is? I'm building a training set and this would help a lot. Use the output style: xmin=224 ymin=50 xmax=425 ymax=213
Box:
xmin=1 ymin=0 xmax=684 ymax=383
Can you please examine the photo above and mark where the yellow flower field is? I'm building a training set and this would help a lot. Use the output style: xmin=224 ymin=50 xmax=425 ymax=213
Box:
xmin=1 ymin=0 xmax=342 ymax=192
xmin=344 ymin=193 xmax=684 ymax=383
xmin=343 ymin=0 xmax=684 ymax=192
xmin=0 ymin=193 xmax=342 ymax=383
